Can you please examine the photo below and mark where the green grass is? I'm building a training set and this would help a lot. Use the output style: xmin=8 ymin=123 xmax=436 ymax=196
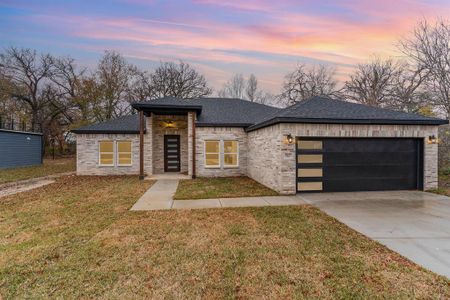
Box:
xmin=427 ymin=173 xmax=450 ymax=196
xmin=174 ymin=176 xmax=279 ymax=200
xmin=0 ymin=175 xmax=448 ymax=298
xmin=0 ymin=158 xmax=75 ymax=184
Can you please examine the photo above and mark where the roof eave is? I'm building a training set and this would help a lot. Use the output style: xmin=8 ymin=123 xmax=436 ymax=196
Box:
xmin=71 ymin=129 xmax=143 ymax=134
xmin=246 ymin=117 xmax=449 ymax=132
xmin=131 ymin=103 xmax=202 ymax=114
xmin=196 ymin=122 xmax=252 ymax=128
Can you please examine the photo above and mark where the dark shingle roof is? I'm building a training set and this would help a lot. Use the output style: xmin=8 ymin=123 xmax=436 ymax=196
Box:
xmin=72 ymin=96 xmax=448 ymax=134
xmin=246 ymin=96 xmax=448 ymax=131
xmin=132 ymin=97 xmax=281 ymax=126
xmin=71 ymin=114 xmax=140 ymax=134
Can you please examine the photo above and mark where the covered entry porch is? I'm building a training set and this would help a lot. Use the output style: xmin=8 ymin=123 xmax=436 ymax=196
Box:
xmin=132 ymin=101 xmax=201 ymax=179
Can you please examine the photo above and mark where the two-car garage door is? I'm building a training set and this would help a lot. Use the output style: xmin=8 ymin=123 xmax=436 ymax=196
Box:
xmin=296 ymin=138 xmax=423 ymax=192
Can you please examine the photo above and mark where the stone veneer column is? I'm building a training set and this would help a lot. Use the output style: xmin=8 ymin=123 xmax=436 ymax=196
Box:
xmin=424 ymin=131 xmax=439 ymax=189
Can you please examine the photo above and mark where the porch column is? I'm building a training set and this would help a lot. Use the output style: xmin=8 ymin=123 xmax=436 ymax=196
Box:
xmin=139 ymin=110 xmax=144 ymax=180
xmin=188 ymin=111 xmax=196 ymax=178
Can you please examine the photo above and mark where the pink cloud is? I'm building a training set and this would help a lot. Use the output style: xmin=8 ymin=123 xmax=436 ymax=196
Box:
xmin=15 ymin=0 xmax=448 ymax=93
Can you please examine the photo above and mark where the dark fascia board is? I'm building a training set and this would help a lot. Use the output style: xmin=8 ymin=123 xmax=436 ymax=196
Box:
xmin=0 ymin=128 xmax=43 ymax=136
xmin=132 ymin=103 xmax=202 ymax=114
xmin=71 ymin=129 xmax=143 ymax=134
xmin=246 ymin=117 xmax=449 ymax=132
xmin=196 ymin=122 xmax=252 ymax=128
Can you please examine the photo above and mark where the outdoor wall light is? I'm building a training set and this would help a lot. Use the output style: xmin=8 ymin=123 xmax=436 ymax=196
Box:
xmin=427 ymin=135 xmax=438 ymax=144
xmin=164 ymin=121 xmax=176 ymax=128
xmin=284 ymin=134 xmax=294 ymax=144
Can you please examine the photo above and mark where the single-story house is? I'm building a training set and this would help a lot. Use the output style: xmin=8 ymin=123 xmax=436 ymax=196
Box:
xmin=72 ymin=96 xmax=448 ymax=194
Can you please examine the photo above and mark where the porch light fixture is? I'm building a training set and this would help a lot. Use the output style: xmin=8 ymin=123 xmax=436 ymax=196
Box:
xmin=284 ymin=134 xmax=294 ymax=144
xmin=164 ymin=121 xmax=176 ymax=128
xmin=427 ymin=135 xmax=438 ymax=144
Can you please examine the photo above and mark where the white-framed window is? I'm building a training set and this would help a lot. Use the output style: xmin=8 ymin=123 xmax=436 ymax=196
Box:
xmin=223 ymin=140 xmax=238 ymax=167
xmin=204 ymin=140 xmax=239 ymax=168
xmin=204 ymin=140 xmax=220 ymax=168
xmin=117 ymin=141 xmax=132 ymax=166
xmin=99 ymin=141 xmax=114 ymax=166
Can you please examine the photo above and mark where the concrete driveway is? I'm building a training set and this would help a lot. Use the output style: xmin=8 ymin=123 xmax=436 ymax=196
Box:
xmin=298 ymin=191 xmax=450 ymax=278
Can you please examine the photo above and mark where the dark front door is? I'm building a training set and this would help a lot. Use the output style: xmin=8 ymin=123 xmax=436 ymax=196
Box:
xmin=296 ymin=138 xmax=423 ymax=192
xmin=164 ymin=135 xmax=180 ymax=172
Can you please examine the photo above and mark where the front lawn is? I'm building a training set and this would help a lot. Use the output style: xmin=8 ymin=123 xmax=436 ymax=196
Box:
xmin=0 ymin=176 xmax=448 ymax=298
xmin=174 ymin=176 xmax=278 ymax=200
xmin=0 ymin=158 xmax=75 ymax=184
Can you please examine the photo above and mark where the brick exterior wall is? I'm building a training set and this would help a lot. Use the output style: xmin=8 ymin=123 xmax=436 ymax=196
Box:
xmin=76 ymin=118 xmax=441 ymax=193
xmin=76 ymin=133 xmax=140 ymax=175
xmin=195 ymin=127 xmax=248 ymax=177
xmin=248 ymin=123 xmax=440 ymax=194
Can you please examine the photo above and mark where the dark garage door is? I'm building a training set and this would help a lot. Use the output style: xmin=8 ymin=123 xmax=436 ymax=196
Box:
xmin=296 ymin=138 xmax=423 ymax=192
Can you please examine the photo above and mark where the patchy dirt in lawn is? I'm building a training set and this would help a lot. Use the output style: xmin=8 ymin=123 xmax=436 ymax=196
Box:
xmin=0 ymin=176 xmax=448 ymax=298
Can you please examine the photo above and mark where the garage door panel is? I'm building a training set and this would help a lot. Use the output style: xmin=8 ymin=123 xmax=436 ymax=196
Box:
xmin=324 ymin=164 xmax=417 ymax=179
xmin=324 ymin=152 xmax=417 ymax=166
xmin=323 ymin=139 xmax=417 ymax=152
xmin=324 ymin=178 xmax=417 ymax=192
xmin=297 ymin=138 xmax=423 ymax=192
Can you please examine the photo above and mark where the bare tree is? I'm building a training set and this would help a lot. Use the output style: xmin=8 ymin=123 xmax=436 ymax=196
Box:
xmin=218 ymin=73 xmax=245 ymax=99
xmin=399 ymin=19 xmax=450 ymax=118
xmin=280 ymin=64 xmax=337 ymax=106
xmin=49 ymin=56 xmax=87 ymax=124
xmin=390 ymin=61 xmax=429 ymax=112
xmin=343 ymin=58 xmax=399 ymax=107
xmin=0 ymin=47 xmax=54 ymax=131
xmin=94 ymin=51 xmax=139 ymax=121
xmin=246 ymin=74 xmax=258 ymax=101
xmin=145 ymin=61 xmax=212 ymax=99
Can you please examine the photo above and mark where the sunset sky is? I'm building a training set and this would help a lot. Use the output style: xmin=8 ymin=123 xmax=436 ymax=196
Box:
xmin=0 ymin=0 xmax=448 ymax=93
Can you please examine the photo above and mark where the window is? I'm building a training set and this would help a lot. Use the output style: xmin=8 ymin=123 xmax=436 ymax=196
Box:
xmin=99 ymin=141 xmax=114 ymax=166
xmin=298 ymin=140 xmax=322 ymax=150
xmin=204 ymin=140 xmax=239 ymax=168
xmin=298 ymin=168 xmax=323 ymax=177
xmin=223 ymin=140 xmax=238 ymax=167
xmin=298 ymin=154 xmax=323 ymax=163
xmin=298 ymin=182 xmax=323 ymax=191
xmin=117 ymin=141 xmax=132 ymax=166
xmin=205 ymin=140 xmax=220 ymax=167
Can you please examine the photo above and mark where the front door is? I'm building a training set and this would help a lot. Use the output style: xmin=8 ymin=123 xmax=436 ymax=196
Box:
xmin=164 ymin=135 xmax=180 ymax=172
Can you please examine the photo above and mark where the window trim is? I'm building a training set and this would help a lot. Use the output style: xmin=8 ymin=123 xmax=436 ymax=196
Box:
xmin=98 ymin=140 xmax=115 ymax=167
xmin=204 ymin=140 xmax=221 ymax=168
xmin=116 ymin=140 xmax=133 ymax=167
xmin=223 ymin=140 xmax=239 ymax=168
xmin=204 ymin=139 xmax=240 ymax=169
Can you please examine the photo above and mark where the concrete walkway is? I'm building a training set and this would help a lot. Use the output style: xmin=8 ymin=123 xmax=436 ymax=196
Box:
xmin=131 ymin=179 xmax=179 ymax=210
xmin=130 ymin=179 xmax=306 ymax=211
xmin=172 ymin=196 xmax=306 ymax=210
